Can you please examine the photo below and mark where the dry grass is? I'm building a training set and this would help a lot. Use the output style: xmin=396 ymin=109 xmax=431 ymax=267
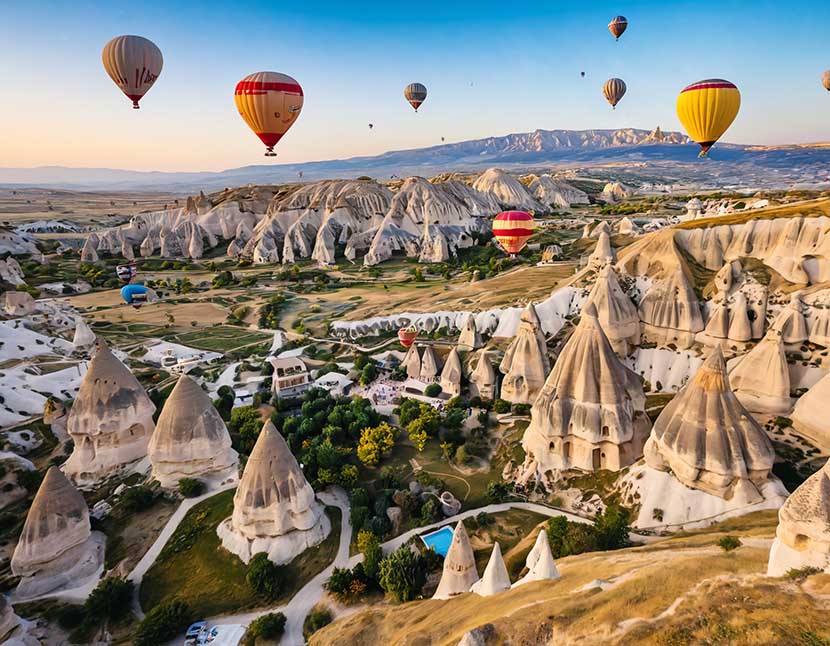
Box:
xmin=675 ymin=197 xmax=830 ymax=230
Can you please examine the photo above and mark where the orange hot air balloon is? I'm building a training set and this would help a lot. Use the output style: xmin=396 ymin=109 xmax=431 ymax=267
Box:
xmin=398 ymin=326 xmax=418 ymax=348
xmin=102 ymin=35 xmax=163 ymax=109
xmin=404 ymin=82 xmax=428 ymax=111
xmin=235 ymin=72 xmax=304 ymax=156
xmin=822 ymin=70 xmax=830 ymax=92
xmin=602 ymin=78 xmax=627 ymax=109
xmin=493 ymin=210 xmax=535 ymax=256
xmin=608 ymin=15 xmax=628 ymax=41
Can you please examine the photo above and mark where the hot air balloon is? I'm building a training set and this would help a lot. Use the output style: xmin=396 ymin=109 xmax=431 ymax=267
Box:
xmin=116 ymin=263 xmax=137 ymax=284
xmin=121 ymin=284 xmax=155 ymax=309
xmin=822 ymin=70 xmax=830 ymax=92
xmin=493 ymin=211 xmax=535 ymax=257
xmin=235 ymin=72 xmax=304 ymax=156
xmin=676 ymin=79 xmax=741 ymax=157
xmin=369 ymin=123 xmax=374 ymax=130
xmin=580 ymin=71 xmax=586 ymax=78
xmin=441 ymin=137 xmax=445 ymax=142
xmin=404 ymin=83 xmax=427 ymax=112
xmin=608 ymin=16 xmax=628 ymax=41
xmin=398 ymin=326 xmax=418 ymax=348
xmin=602 ymin=78 xmax=627 ymax=109
xmin=101 ymin=35 xmax=163 ymax=109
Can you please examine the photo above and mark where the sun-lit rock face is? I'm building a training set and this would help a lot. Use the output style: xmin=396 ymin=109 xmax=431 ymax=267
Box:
xmin=470 ymin=542 xmax=511 ymax=596
xmin=11 ymin=467 xmax=104 ymax=598
xmin=644 ymin=348 xmax=776 ymax=504
xmin=80 ymin=234 xmax=99 ymax=262
xmin=72 ymin=317 xmax=96 ymax=351
xmin=0 ymin=257 xmax=26 ymax=286
xmin=499 ymin=303 xmax=550 ymax=404
xmin=3 ymin=291 xmax=35 ymax=316
xmin=521 ymin=303 xmax=649 ymax=476
xmin=600 ymin=181 xmax=633 ymax=203
xmin=792 ymin=373 xmax=830 ymax=451
xmin=148 ymin=374 xmax=238 ymax=487
xmin=419 ymin=345 xmax=442 ymax=382
xmin=469 ymin=351 xmax=497 ymax=401
xmin=514 ymin=529 xmax=560 ymax=586
xmin=584 ymin=264 xmax=640 ymax=355
xmin=472 ymin=168 xmax=542 ymax=211
xmin=768 ymin=458 xmax=830 ymax=577
xmin=729 ymin=328 xmax=791 ymax=415
xmin=433 ymin=522 xmax=480 ymax=599
xmin=771 ymin=292 xmax=809 ymax=344
xmin=457 ymin=313 xmax=482 ymax=351
xmin=638 ymin=270 xmax=704 ymax=348
xmin=217 ymin=421 xmax=329 ymax=564
xmin=440 ymin=347 xmax=463 ymax=397
xmin=809 ymin=306 xmax=830 ymax=347
xmin=63 ymin=341 xmax=156 ymax=485
xmin=587 ymin=231 xmax=616 ymax=269
xmin=524 ymin=174 xmax=589 ymax=209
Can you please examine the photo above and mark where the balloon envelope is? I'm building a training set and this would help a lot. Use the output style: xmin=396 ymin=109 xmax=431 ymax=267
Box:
xmin=121 ymin=284 xmax=152 ymax=308
xmin=235 ymin=72 xmax=304 ymax=156
xmin=404 ymin=83 xmax=428 ymax=111
xmin=822 ymin=70 xmax=830 ymax=92
xmin=602 ymin=78 xmax=627 ymax=108
xmin=493 ymin=211 xmax=535 ymax=255
xmin=102 ymin=35 xmax=163 ymax=109
xmin=398 ymin=327 xmax=418 ymax=348
xmin=608 ymin=16 xmax=628 ymax=40
xmin=676 ymin=79 xmax=741 ymax=156
xmin=116 ymin=264 xmax=136 ymax=284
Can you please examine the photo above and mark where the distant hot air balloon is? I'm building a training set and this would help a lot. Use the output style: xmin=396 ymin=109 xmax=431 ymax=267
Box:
xmin=398 ymin=326 xmax=418 ymax=348
xmin=822 ymin=70 xmax=830 ymax=92
xmin=101 ymin=35 xmax=163 ymax=109
xmin=404 ymin=83 xmax=428 ymax=112
xmin=441 ymin=137 xmax=445 ymax=142
xmin=608 ymin=15 xmax=628 ymax=41
xmin=116 ymin=263 xmax=136 ymax=284
xmin=493 ymin=211 xmax=535 ymax=257
xmin=298 ymin=171 xmax=303 ymax=179
xmin=235 ymin=72 xmax=304 ymax=156
xmin=676 ymin=79 xmax=741 ymax=157
xmin=581 ymin=71 xmax=586 ymax=78
xmin=121 ymin=284 xmax=155 ymax=309
xmin=602 ymin=78 xmax=627 ymax=108
xmin=369 ymin=123 xmax=374 ymax=130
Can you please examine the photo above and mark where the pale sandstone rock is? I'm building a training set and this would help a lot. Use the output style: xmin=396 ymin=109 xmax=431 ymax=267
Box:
xmin=63 ymin=341 xmax=156 ymax=485
xmin=588 ymin=231 xmax=616 ymax=268
xmin=792 ymin=373 xmax=830 ymax=450
xmin=729 ymin=328 xmax=791 ymax=415
xmin=148 ymin=374 xmax=238 ymax=487
xmin=217 ymin=421 xmax=329 ymax=564
xmin=440 ymin=347 xmax=463 ymax=397
xmin=514 ymin=529 xmax=560 ymax=586
xmin=808 ymin=306 xmax=830 ymax=347
xmin=80 ymin=234 xmax=99 ymax=262
xmin=472 ymin=168 xmax=542 ymax=211
xmin=419 ymin=345 xmax=442 ymax=383
xmin=72 ymin=317 xmax=96 ymax=351
xmin=600 ymin=181 xmax=633 ymax=203
xmin=470 ymin=542 xmax=511 ymax=596
xmin=772 ymin=292 xmax=809 ymax=344
xmin=521 ymin=303 xmax=649 ymax=475
xmin=0 ymin=257 xmax=26 ymax=286
xmin=726 ymin=291 xmax=753 ymax=342
xmin=584 ymin=263 xmax=640 ymax=355
xmin=524 ymin=174 xmax=589 ymax=209
xmin=457 ymin=313 xmax=482 ymax=351
xmin=469 ymin=351 xmax=498 ymax=401
xmin=639 ymin=270 xmax=704 ymax=349
xmin=433 ymin=522 xmax=480 ymax=599
xmin=3 ymin=291 xmax=35 ymax=316
xmin=0 ymin=595 xmax=21 ymax=642
xmin=644 ymin=347 xmax=776 ymax=504
xmin=499 ymin=303 xmax=550 ymax=405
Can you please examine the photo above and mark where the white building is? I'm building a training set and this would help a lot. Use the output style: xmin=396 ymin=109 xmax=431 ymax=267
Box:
xmin=313 ymin=371 xmax=354 ymax=397
xmin=269 ymin=356 xmax=311 ymax=399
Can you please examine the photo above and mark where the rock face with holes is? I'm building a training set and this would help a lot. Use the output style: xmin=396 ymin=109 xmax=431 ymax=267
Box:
xmin=499 ymin=303 xmax=550 ymax=404
xmin=433 ymin=522 xmax=480 ymax=599
xmin=11 ymin=467 xmax=105 ymax=599
xmin=792 ymin=373 xmax=830 ymax=451
xmin=457 ymin=313 xmax=482 ymax=351
xmin=440 ymin=347 xmax=463 ymax=397
xmin=767 ymin=458 xmax=830 ymax=576
xmin=469 ymin=351 xmax=498 ymax=401
xmin=584 ymin=264 xmax=640 ymax=355
xmin=521 ymin=303 xmax=649 ymax=477
xmin=148 ymin=374 xmax=238 ymax=487
xmin=217 ymin=421 xmax=329 ymax=564
xmin=638 ymin=270 xmax=704 ymax=348
xmin=63 ymin=341 xmax=156 ymax=485
xmin=729 ymin=328 xmax=791 ymax=414
xmin=644 ymin=348 xmax=776 ymax=504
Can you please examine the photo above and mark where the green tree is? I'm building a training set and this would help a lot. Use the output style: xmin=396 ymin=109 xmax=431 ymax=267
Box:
xmin=178 ymin=478 xmax=204 ymax=498
xmin=133 ymin=601 xmax=193 ymax=646
xmin=245 ymin=613 xmax=286 ymax=643
xmin=407 ymin=417 xmax=430 ymax=451
xmin=360 ymin=363 xmax=377 ymax=386
xmin=424 ymin=383 xmax=441 ymax=397
xmin=84 ymin=576 xmax=134 ymax=623
xmin=228 ymin=406 xmax=264 ymax=454
xmin=357 ymin=423 xmax=398 ymax=466
xmin=246 ymin=553 xmax=285 ymax=601
xmin=357 ymin=530 xmax=382 ymax=580
xmin=120 ymin=486 xmax=154 ymax=512
xmin=214 ymin=385 xmax=235 ymax=420
xmin=378 ymin=546 xmax=425 ymax=602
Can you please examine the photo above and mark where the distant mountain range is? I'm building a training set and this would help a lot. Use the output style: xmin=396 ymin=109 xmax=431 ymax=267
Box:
xmin=2 ymin=127 xmax=829 ymax=192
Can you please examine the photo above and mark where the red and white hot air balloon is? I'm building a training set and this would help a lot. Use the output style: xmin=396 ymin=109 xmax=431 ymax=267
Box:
xmin=492 ymin=211 xmax=535 ymax=256
xmin=398 ymin=326 xmax=418 ymax=348
xmin=235 ymin=72 xmax=304 ymax=156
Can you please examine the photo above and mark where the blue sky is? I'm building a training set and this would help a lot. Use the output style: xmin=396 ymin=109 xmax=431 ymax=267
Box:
xmin=1 ymin=1 xmax=829 ymax=171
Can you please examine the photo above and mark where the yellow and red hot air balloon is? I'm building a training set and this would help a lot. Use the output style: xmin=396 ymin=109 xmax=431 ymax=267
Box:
xmin=822 ymin=70 xmax=830 ymax=92
xmin=404 ymin=82 xmax=428 ymax=112
xmin=398 ymin=326 xmax=418 ymax=348
xmin=608 ymin=16 xmax=628 ymax=41
xmin=235 ymin=72 xmax=304 ymax=156
xmin=102 ymin=35 xmax=163 ymax=109
xmin=493 ymin=211 xmax=535 ymax=257
xmin=602 ymin=78 xmax=627 ymax=109
xmin=676 ymin=79 xmax=741 ymax=157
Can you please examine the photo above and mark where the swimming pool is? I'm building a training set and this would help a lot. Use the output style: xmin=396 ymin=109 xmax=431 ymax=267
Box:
xmin=420 ymin=525 xmax=454 ymax=557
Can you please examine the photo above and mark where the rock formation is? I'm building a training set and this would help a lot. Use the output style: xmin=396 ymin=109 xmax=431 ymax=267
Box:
xmin=403 ymin=344 xmax=422 ymax=379
xmin=499 ymin=303 xmax=550 ymax=404
xmin=469 ymin=351 xmax=497 ymax=401
xmin=644 ymin=348 xmax=776 ymax=504
xmin=440 ymin=347 xmax=463 ymax=397
xmin=472 ymin=168 xmax=542 ymax=211
xmin=638 ymin=270 xmax=704 ymax=348
xmin=514 ymin=529 xmax=560 ymax=586
xmin=772 ymin=292 xmax=809 ymax=344
xmin=72 ymin=316 xmax=96 ymax=351
xmin=809 ymin=306 xmax=830 ymax=347
xmin=521 ymin=303 xmax=650 ymax=476
xmin=148 ymin=374 xmax=238 ymax=487
xmin=524 ymin=174 xmax=589 ymax=209
xmin=729 ymin=328 xmax=791 ymax=414
xmin=0 ymin=257 xmax=26 ymax=286
xmin=767 ymin=458 xmax=830 ymax=576
xmin=792 ymin=373 xmax=830 ymax=450
xmin=419 ymin=345 xmax=442 ymax=383
xmin=63 ymin=341 xmax=156 ymax=485
xmin=470 ymin=542 xmax=511 ymax=596
xmin=588 ymin=231 xmax=616 ymax=268
xmin=433 ymin=522 xmax=480 ymax=599
xmin=457 ymin=314 xmax=482 ymax=351
xmin=217 ymin=421 xmax=329 ymax=564
xmin=0 ymin=595 xmax=21 ymax=642
xmin=600 ymin=181 xmax=633 ymax=203
xmin=584 ymin=264 xmax=639 ymax=355
xmin=11 ymin=467 xmax=104 ymax=599
xmin=3 ymin=291 xmax=35 ymax=316
xmin=80 ymin=234 xmax=99 ymax=262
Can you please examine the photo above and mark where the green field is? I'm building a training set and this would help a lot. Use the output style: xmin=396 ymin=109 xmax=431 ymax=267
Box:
xmin=172 ymin=326 xmax=272 ymax=353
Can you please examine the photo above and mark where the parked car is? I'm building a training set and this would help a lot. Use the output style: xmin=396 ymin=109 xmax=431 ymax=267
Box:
xmin=184 ymin=621 xmax=208 ymax=645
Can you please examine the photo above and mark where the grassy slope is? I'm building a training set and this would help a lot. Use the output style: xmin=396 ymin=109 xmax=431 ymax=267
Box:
xmin=309 ymin=510 xmax=830 ymax=646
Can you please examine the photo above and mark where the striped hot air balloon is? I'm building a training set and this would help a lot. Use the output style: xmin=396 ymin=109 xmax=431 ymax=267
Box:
xmin=602 ymin=78 xmax=627 ymax=109
xmin=493 ymin=211 xmax=535 ymax=256
xmin=235 ymin=72 xmax=304 ymax=156
xmin=404 ymin=82 xmax=428 ymax=111
xmin=398 ymin=327 xmax=418 ymax=348
xmin=608 ymin=16 xmax=628 ymax=41
xmin=102 ymin=35 xmax=163 ymax=109
xmin=676 ymin=79 xmax=741 ymax=157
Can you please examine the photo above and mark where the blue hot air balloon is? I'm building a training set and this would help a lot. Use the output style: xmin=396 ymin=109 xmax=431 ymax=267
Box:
xmin=121 ymin=283 xmax=154 ymax=308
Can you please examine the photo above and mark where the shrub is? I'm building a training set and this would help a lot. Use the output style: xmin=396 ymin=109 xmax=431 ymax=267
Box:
xmin=357 ymin=423 xmax=398 ymax=466
xmin=246 ymin=612 xmax=286 ymax=642
xmin=178 ymin=478 xmax=204 ymax=498
xmin=84 ymin=576 xmax=134 ymax=623
xmin=303 ymin=606 xmax=333 ymax=639
xmin=493 ymin=399 xmax=511 ymax=414
xmin=133 ymin=601 xmax=193 ymax=646
xmin=424 ymin=383 xmax=442 ymax=398
xmin=378 ymin=546 xmax=425 ymax=602
xmin=717 ymin=535 xmax=742 ymax=552
xmin=357 ymin=530 xmax=382 ymax=580
xmin=485 ymin=480 xmax=509 ymax=503
xmin=786 ymin=566 xmax=822 ymax=580
xmin=247 ymin=552 xmax=285 ymax=601
xmin=120 ymin=486 xmax=155 ymax=512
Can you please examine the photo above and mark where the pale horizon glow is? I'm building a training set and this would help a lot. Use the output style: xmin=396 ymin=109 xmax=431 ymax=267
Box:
xmin=2 ymin=1 xmax=829 ymax=172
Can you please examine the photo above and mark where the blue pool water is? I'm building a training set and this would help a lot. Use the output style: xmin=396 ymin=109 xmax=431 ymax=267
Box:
xmin=421 ymin=525 xmax=454 ymax=557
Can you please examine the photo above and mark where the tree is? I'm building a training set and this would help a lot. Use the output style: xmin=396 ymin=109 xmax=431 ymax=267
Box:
xmin=354 ymin=354 xmax=370 ymax=370
xmin=718 ymin=535 xmax=742 ymax=552
xmin=303 ymin=606 xmax=333 ymax=639
xmin=133 ymin=601 xmax=193 ymax=646
xmin=120 ymin=486 xmax=154 ymax=512
xmin=424 ymin=383 xmax=441 ymax=397
xmin=338 ymin=464 xmax=359 ymax=488
xmin=246 ymin=553 xmax=285 ymax=601
xmin=214 ymin=385 xmax=235 ymax=420
xmin=493 ymin=399 xmax=511 ymax=413
xmin=357 ymin=530 xmax=382 ymax=580
xmin=245 ymin=613 xmax=286 ymax=643
xmin=357 ymin=423 xmax=397 ymax=467
xmin=178 ymin=478 xmax=204 ymax=498
xmin=378 ymin=546 xmax=425 ymax=602
xmin=360 ymin=363 xmax=377 ymax=386
xmin=407 ymin=417 xmax=429 ymax=451
xmin=485 ymin=480 xmax=509 ymax=503
xmin=84 ymin=577 xmax=134 ymax=623
xmin=228 ymin=406 xmax=263 ymax=454
xmin=324 ymin=567 xmax=353 ymax=597
xmin=593 ymin=504 xmax=632 ymax=551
